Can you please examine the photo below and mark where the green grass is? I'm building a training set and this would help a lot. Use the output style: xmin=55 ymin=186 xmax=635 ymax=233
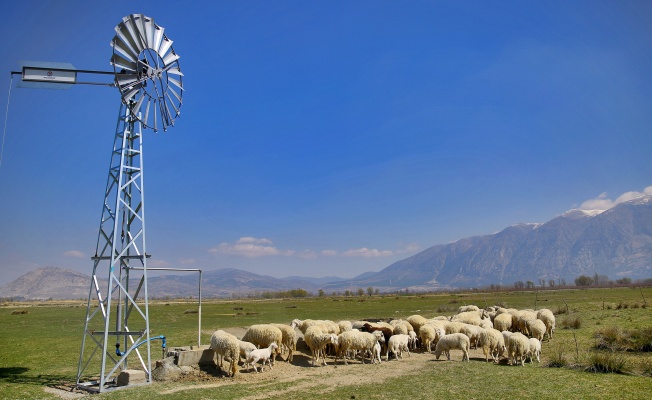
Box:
xmin=1 ymin=287 xmax=651 ymax=399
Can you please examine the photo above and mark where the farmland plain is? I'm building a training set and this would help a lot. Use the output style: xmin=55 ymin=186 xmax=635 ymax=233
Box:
xmin=1 ymin=286 xmax=651 ymax=399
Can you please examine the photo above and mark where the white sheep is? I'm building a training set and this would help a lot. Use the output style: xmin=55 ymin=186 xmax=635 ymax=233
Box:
xmin=537 ymin=309 xmax=556 ymax=339
xmin=516 ymin=310 xmax=538 ymax=335
xmin=527 ymin=318 xmax=547 ymax=342
xmin=460 ymin=324 xmax=483 ymax=349
xmin=433 ymin=333 xmax=470 ymax=362
xmin=457 ymin=305 xmax=480 ymax=313
xmin=527 ymin=337 xmax=541 ymax=363
xmin=451 ymin=311 xmax=483 ymax=326
xmin=241 ymin=324 xmax=283 ymax=363
xmin=445 ymin=321 xmax=466 ymax=335
xmin=236 ymin=339 xmax=257 ymax=364
xmin=386 ymin=334 xmax=411 ymax=360
xmin=406 ymin=315 xmax=428 ymax=334
xmin=478 ymin=328 xmax=506 ymax=363
xmin=493 ymin=313 xmax=513 ymax=332
xmin=304 ymin=326 xmax=338 ymax=366
xmin=337 ymin=320 xmax=353 ymax=333
xmin=418 ymin=325 xmax=437 ymax=353
xmin=408 ymin=330 xmax=418 ymax=350
xmin=245 ymin=343 xmax=279 ymax=373
xmin=371 ymin=340 xmax=382 ymax=364
xmin=209 ymin=330 xmax=239 ymax=377
xmin=336 ymin=330 xmax=384 ymax=365
xmin=272 ymin=323 xmax=297 ymax=362
xmin=507 ymin=332 xmax=530 ymax=366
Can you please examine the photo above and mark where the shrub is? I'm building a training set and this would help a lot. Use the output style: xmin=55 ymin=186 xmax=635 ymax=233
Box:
xmin=594 ymin=326 xmax=652 ymax=352
xmin=586 ymin=351 xmax=628 ymax=374
xmin=561 ymin=315 xmax=582 ymax=329
xmin=546 ymin=342 xmax=569 ymax=368
xmin=594 ymin=326 xmax=621 ymax=351
xmin=628 ymin=327 xmax=652 ymax=352
xmin=552 ymin=305 xmax=568 ymax=315
xmin=642 ymin=357 xmax=652 ymax=377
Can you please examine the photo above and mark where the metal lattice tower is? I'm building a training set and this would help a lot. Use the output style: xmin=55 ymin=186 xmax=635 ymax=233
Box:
xmin=75 ymin=101 xmax=152 ymax=391
xmin=73 ymin=14 xmax=183 ymax=393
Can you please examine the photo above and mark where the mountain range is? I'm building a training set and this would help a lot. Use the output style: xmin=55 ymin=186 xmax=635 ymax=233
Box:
xmin=1 ymin=195 xmax=651 ymax=299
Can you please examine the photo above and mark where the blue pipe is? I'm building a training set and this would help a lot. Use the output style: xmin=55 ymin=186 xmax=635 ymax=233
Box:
xmin=116 ymin=335 xmax=166 ymax=356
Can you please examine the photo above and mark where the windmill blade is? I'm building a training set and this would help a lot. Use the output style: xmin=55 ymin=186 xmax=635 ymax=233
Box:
xmin=167 ymin=76 xmax=183 ymax=92
xmin=140 ymin=15 xmax=156 ymax=49
xmin=112 ymin=28 xmax=140 ymax=61
xmin=111 ymin=54 xmax=137 ymax=72
xmin=111 ymin=38 xmax=138 ymax=62
xmin=152 ymin=98 xmax=158 ymax=132
xmin=122 ymin=86 xmax=141 ymax=102
xmin=158 ymin=37 xmax=173 ymax=60
xmin=122 ymin=16 xmax=145 ymax=53
xmin=165 ymin=66 xmax=183 ymax=76
xmin=167 ymin=85 xmax=182 ymax=104
xmin=143 ymin=98 xmax=152 ymax=128
xmin=116 ymin=22 xmax=143 ymax=55
xmin=166 ymin=92 xmax=181 ymax=116
xmin=162 ymin=51 xmax=180 ymax=67
xmin=131 ymin=94 xmax=146 ymax=117
xmin=115 ymin=73 xmax=139 ymax=88
xmin=152 ymin=25 xmax=164 ymax=54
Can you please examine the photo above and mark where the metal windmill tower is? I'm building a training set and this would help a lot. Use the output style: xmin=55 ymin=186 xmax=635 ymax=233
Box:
xmin=70 ymin=14 xmax=183 ymax=392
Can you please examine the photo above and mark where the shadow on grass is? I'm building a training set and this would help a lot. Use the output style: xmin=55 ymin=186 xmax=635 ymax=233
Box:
xmin=0 ymin=366 xmax=71 ymax=386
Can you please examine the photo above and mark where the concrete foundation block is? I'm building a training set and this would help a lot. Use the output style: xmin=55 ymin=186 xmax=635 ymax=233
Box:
xmin=176 ymin=347 xmax=215 ymax=367
xmin=117 ymin=369 xmax=147 ymax=387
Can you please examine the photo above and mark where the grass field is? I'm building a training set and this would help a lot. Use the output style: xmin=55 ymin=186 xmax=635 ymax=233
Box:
xmin=1 ymin=286 xmax=651 ymax=399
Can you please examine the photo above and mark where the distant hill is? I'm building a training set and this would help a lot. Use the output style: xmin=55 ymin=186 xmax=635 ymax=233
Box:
xmin=0 ymin=266 xmax=94 ymax=300
xmin=323 ymin=195 xmax=652 ymax=291
xmin=0 ymin=267 xmax=338 ymax=300
xmin=2 ymin=195 xmax=651 ymax=299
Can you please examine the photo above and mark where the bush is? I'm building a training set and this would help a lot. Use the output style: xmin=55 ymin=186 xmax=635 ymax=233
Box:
xmin=546 ymin=342 xmax=569 ymax=368
xmin=642 ymin=357 xmax=652 ymax=377
xmin=594 ymin=326 xmax=652 ymax=352
xmin=552 ymin=305 xmax=568 ymax=315
xmin=561 ymin=315 xmax=582 ymax=329
xmin=586 ymin=351 xmax=628 ymax=374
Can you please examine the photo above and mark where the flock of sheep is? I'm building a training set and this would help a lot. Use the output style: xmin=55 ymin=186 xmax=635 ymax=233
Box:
xmin=209 ymin=304 xmax=556 ymax=376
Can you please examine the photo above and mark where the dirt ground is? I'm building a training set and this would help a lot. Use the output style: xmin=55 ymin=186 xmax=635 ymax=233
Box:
xmin=46 ymin=327 xmax=492 ymax=399
xmin=159 ymin=327 xmax=491 ymax=400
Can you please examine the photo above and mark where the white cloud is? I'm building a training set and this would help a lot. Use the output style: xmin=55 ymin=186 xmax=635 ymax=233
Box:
xmin=580 ymin=186 xmax=652 ymax=211
xmin=209 ymin=237 xmax=294 ymax=258
xmin=321 ymin=250 xmax=338 ymax=256
xmin=396 ymin=243 xmax=420 ymax=254
xmin=63 ymin=250 xmax=84 ymax=258
xmin=342 ymin=247 xmax=394 ymax=258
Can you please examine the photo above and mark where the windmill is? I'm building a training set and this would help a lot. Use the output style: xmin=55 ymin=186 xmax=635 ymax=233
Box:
xmin=75 ymin=14 xmax=184 ymax=392
xmin=9 ymin=13 xmax=184 ymax=393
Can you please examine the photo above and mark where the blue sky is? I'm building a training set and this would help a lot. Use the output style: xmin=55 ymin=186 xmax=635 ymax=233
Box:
xmin=0 ymin=1 xmax=651 ymax=285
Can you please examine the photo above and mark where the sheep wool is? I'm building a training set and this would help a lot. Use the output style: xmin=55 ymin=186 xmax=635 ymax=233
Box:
xmin=478 ymin=328 xmax=506 ymax=363
xmin=434 ymin=333 xmax=470 ymax=362
xmin=493 ymin=313 xmax=513 ymax=332
xmin=386 ymin=334 xmax=411 ymax=360
xmin=209 ymin=330 xmax=239 ymax=377
xmin=537 ymin=309 xmax=556 ymax=339
xmin=507 ymin=332 xmax=530 ymax=366
xmin=272 ymin=323 xmax=297 ymax=362
xmin=528 ymin=338 xmax=541 ymax=363
xmin=304 ymin=326 xmax=338 ymax=367
xmin=336 ymin=330 xmax=383 ymax=365
xmin=527 ymin=319 xmax=547 ymax=342
xmin=241 ymin=324 xmax=283 ymax=362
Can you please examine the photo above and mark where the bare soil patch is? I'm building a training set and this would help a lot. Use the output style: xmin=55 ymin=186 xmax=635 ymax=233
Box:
xmin=160 ymin=327 xmax=492 ymax=399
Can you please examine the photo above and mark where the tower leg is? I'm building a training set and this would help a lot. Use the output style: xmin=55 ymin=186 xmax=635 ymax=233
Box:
xmin=76 ymin=102 xmax=151 ymax=392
